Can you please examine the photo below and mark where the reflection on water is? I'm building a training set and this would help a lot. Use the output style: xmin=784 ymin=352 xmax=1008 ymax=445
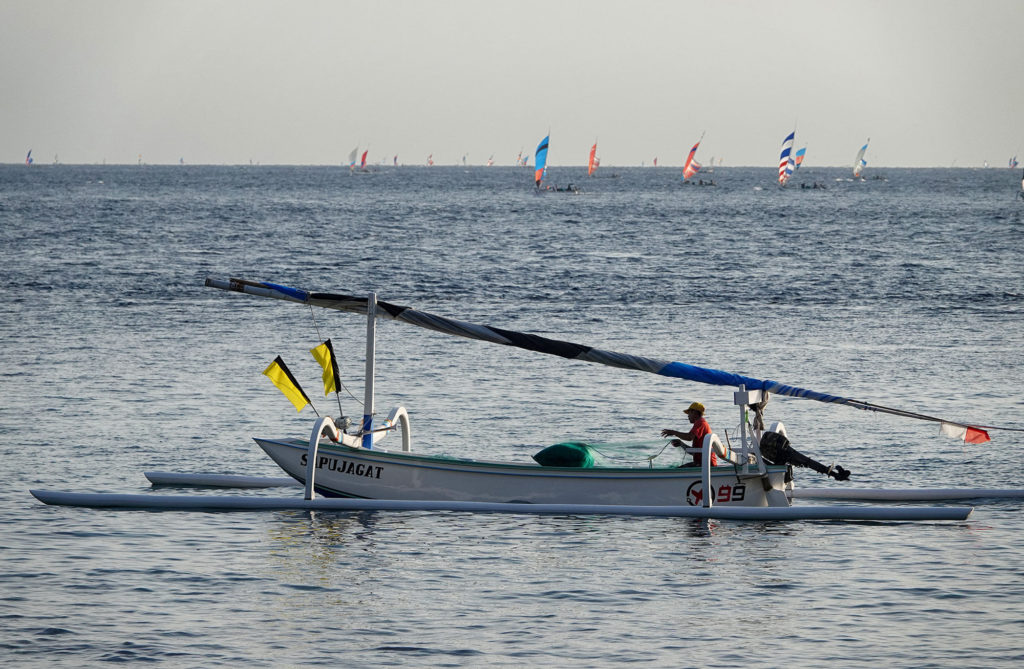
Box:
xmin=266 ymin=510 xmax=385 ymax=566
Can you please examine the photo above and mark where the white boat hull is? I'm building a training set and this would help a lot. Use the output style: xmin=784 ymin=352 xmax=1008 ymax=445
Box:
xmin=254 ymin=437 xmax=792 ymax=507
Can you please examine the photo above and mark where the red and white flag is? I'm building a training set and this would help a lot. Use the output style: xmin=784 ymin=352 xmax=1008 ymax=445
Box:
xmin=940 ymin=422 xmax=990 ymax=444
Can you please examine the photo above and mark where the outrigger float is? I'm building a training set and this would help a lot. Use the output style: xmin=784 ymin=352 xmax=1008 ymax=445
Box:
xmin=30 ymin=278 xmax=1024 ymax=521
xmin=133 ymin=472 xmax=1024 ymax=503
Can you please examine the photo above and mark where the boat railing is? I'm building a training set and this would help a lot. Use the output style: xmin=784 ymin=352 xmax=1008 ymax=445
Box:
xmin=682 ymin=433 xmax=748 ymax=466
xmin=383 ymin=406 xmax=412 ymax=452
xmin=304 ymin=416 xmax=339 ymax=500
xmin=303 ymin=408 xmax=412 ymax=500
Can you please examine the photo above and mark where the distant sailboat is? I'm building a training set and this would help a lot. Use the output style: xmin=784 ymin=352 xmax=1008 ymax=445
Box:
xmin=681 ymin=134 xmax=704 ymax=182
xmin=360 ymin=150 xmax=368 ymax=170
xmin=1010 ymin=156 xmax=1019 ymax=169
xmin=25 ymin=150 xmax=32 ymax=166
xmin=587 ymin=142 xmax=599 ymax=177
xmin=778 ymin=131 xmax=795 ymax=186
xmin=853 ymin=139 xmax=869 ymax=178
xmin=534 ymin=135 xmax=549 ymax=188
xmin=348 ymin=147 xmax=359 ymax=170
xmin=427 ymin=154 xmax=434 ymax=166
xmin=793 ymin=147 xmax=807 ymax=171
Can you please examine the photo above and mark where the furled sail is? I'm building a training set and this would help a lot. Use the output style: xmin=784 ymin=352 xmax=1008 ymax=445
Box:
xmin=534 ymin=135 xmax=549 ymax=187
xmin=205 ymin=277 xmax=1015 ymax=439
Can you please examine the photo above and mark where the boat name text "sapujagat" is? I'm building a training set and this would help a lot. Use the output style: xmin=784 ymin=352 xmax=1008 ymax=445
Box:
xmin=299 ymin=454 xmax=383 ymax=479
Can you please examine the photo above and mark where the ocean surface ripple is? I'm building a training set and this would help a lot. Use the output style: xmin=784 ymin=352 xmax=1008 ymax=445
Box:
xmin=1 ymin=164 xmax=1022 ymax=667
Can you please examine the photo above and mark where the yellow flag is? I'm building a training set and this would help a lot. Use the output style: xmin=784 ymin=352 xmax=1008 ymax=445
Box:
xmin=310 ymin=339 xmax=339 ymax=396
xmin=262 ymin=356 xmax=311 ymax=412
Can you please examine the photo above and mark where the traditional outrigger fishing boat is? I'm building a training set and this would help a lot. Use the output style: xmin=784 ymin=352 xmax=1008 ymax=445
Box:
xmin=30 ymin=278 xmax=1024 ymax=521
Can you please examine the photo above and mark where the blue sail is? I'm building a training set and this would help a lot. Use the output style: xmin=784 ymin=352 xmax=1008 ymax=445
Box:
xmin=534 ymin=135 xmax=549 ymax=186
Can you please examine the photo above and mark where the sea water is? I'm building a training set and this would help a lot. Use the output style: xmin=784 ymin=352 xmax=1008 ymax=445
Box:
xmin=1 ymin=164 xmax=1022 ymax=667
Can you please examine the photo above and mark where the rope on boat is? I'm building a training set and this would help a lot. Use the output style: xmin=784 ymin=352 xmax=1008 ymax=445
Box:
xmin=643 ymin=441 xmax=676 ymax=468
xmin=306 ymin=304 xmax=363 ymax=408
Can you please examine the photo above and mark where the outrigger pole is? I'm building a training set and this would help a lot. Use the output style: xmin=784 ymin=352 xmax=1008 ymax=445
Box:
xmin=205 ymin=278 xmax=1020 ymax=438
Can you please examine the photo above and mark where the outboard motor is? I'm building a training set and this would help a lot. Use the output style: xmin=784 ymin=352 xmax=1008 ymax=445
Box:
xmin=759 ymin=431 xmax=851 ymax=481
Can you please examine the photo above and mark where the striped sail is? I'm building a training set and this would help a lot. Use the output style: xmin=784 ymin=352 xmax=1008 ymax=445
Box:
xmin=682 ymin=137 xmax=702 ymax=181
xmin=534 ymin=135 xmax=549 ymax=187
xmin=778 ymin=132 xmax=795 ymax=185
xmin=853 ymin=139 xmax=869 ymax=177
xmin=205 ymin=276 xmax=1013 ymax=439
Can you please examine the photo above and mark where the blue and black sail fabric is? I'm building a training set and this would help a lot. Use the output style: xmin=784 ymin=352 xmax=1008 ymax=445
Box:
xmin=206 ymin=277 xmax=1017 ymax=437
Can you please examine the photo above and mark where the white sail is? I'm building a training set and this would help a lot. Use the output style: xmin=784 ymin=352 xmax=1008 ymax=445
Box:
xmin=853 ymin=139 xmax=869 ymax=177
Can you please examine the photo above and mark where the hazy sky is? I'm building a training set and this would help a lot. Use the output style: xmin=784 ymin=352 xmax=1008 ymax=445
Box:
xmin=3 ymin=0 xmax=1022 ymax=167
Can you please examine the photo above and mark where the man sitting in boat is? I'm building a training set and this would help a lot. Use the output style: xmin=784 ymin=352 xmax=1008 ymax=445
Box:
xmin=661 ymin=402 xmax=718 ymax=467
